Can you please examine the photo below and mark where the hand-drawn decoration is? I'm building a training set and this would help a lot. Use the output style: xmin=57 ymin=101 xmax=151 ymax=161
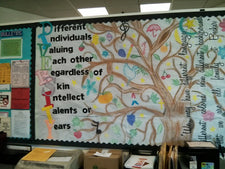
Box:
xmin=35 ymin=15 xmax=225 ymax=146
xmin=147 ymin=24 xmax=161 ymax=37
xmin=119 ymin=21 xmax=130 ymax=41
xmin=219 ymin=18 xmax=225 ymax=31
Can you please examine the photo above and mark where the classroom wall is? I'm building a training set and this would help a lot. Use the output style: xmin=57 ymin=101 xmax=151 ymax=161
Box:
xmin=0 ymin=7 xmax=47 ymax=25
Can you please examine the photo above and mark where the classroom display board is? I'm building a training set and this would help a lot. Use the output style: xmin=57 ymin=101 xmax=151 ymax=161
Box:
xmin=1 ymin=10 xmax=225 ymax=147
xmin=0 ymin=28 xmax=32 ymax=138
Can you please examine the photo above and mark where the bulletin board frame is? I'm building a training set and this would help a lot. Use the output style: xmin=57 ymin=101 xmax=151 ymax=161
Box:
xmin=0 ymin=8 xmax=225 ymax=150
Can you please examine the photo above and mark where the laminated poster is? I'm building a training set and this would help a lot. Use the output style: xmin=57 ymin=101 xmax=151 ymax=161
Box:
xmin=0 ymin=63 xmax=11 ymax=84
xmin=11 ymin=60 xmax=30 ymax=88
xmin=35 ymin=14 xmax=225 ymax=146
xmin=0 ymin=92 xmax=11 ymax=109
xmin=11 ymin=110 xmax=30 ymax=138
xmin=0 ymin=117 xmax=11 ymax=137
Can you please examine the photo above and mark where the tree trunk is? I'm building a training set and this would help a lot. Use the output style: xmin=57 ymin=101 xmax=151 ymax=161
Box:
xmin=161 ymin=102 xmax=193 ymax=146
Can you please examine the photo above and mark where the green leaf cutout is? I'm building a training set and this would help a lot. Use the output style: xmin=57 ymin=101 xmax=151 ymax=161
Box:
xmin=89 ymin=71 xmax=93 ymax=79
xmin=99 ymin=37 xmax=106 ymax=42
xmin=200 ymin=45 xmax=208 ymax=53
xmin=92 ymin=53 xmax=97 ymax=60
xmin=172 ymin=79 xmax=180 ymax=86
xmin=75 ymin=64 xmax=82 ymax=69
xmin=112 ymin=125 xmax=120 ymax=135
xmin=153 ymin=54 xmax=161 ymax=60
xmin=130 ymin=54 xmax=141 ymax=59
xmin=204 ymin=69 xmax=213 ymax=77
xmin=72 ymin=117 xmax=80 ymax=126
xmin=134 ymin=119 xmax=142 ymax=128
xmin=150 ymin=93 xmax=159 ymax=104
xmin=109 ymin=75 xmax=114 ymax=83
xmin=157 ymin=124 xmax=163 ymax=134
xmin=129 ymin=129 xmax=137 ymax=138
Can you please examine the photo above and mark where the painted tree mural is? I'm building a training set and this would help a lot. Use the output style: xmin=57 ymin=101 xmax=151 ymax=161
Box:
xmin=35 ymin=14 xmax=225 ymax=146
xmin=74 ymin=16 xmax=225 ymax=145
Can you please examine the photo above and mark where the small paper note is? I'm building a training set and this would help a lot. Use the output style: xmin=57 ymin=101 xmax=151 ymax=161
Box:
xmin=48 ymin=156 xmax=72 ymax=162
xmin=187 ymin=141 xmax=216 ymax=148
xmin=94 ymin=151 xmax=112 ymax=157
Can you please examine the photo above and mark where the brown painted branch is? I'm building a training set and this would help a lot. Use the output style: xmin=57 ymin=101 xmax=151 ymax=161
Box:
xmin=130 ymin=20 xmax=153 ymax=50
xmin=92 ymin=22 xmax=120 ymax=34
xmin=206 ymin=82 xmax=225 ymax=111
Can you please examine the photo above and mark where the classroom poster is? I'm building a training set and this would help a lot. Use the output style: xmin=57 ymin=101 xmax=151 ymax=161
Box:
xmin=35 ymin=15 xmax=225 ymax=146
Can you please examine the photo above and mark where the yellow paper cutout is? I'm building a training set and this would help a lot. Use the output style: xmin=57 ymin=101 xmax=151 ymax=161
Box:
xmin=72 ymin=80 xmax=77 ymax=86
xmin=140 ymin=113 xmax=144 ymax=117
xmin=184 ymin=18 xmax=195 ymax=29
xmin=167 ymin=86 xmax=172 ymax=92
xmin=185 ymin=55 xmax=190 ymax=59
xmin=158 ymin=99 xmax=164 ymax=110
xmin=140 ymin=78 xmax=145 ymax=83
xmin=174 ymin=29 xmax=182 ymax=44
xmin=0 ymin=63 xmax=11 ymax=84
xmin=92 ymin=34 xmax=99 ymax=45
xmin=210 ymin=126 xmax=216 ymax=132
xmin=218 ymin=38 xmax=222 ymax=43
xmin=96 ymin=76 xmax=101 ymax=81
xmin=93 ymin=104 xmax=97 ymax=109
xmin=22 ymin=148 xmax=56 ymax=162
xmin=127 ymin=44 xmax=134 ymax=59
xmin=42 ymin=105 xmax=53 ymax=124
xmin=192 ymin=95 xmax=198 ymax=102
xmin=166 ymin=62 xmax=171 ymax=66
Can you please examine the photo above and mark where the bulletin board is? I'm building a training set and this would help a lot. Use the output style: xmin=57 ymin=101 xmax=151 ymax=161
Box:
xmin=0 ymin=26 xmax=32 ymax=139
xmin=1 ymin=9 xmax=225 ymax=148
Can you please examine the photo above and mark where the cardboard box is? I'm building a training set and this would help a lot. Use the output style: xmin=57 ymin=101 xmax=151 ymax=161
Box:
xmin=84 ymin=149 xmax=122 ymax=169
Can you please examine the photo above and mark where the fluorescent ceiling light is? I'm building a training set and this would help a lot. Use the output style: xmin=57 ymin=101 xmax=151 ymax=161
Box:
xmin=140 ymin=3 xmax=171 ymax=12
xmin=78 ymin=7 xmax=108 ymax=16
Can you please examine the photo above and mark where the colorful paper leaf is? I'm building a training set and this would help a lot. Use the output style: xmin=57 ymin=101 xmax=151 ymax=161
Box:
xmin=150 ymin=93 xmax=159 ymax=104
xmin=204 ymin=69 xmax=213 ymax=77
xmin=92 ymin=53 xmax=97 ymax=60
xmin=89 ymin=71 xmax=93 ymax=78
xmin=172 ymin=79 xmax=180 ymax=86
xmin=109 ymin=75 xmax=114 ymax=82
xmin=157 ymin=124 xmax=163 ymax=134
xmin=134 ymin=119 xmax=142 ymax=127
xmin=72 ymin=117 xmax=80 ymax=126
xmin=200 ymin=45 xmax=208 ymax=53
xmin=75 ymin=64 xmax=82 ymax=69
xmin=127 ymin=114 xmax=136 ymax=126
xmin=153 ymin=54 xmax=161 ymax=60
xmin=130 ymin=54 xmax=141 ymax=59
xmin=129 ymin=129 xmax=137 ymax=138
